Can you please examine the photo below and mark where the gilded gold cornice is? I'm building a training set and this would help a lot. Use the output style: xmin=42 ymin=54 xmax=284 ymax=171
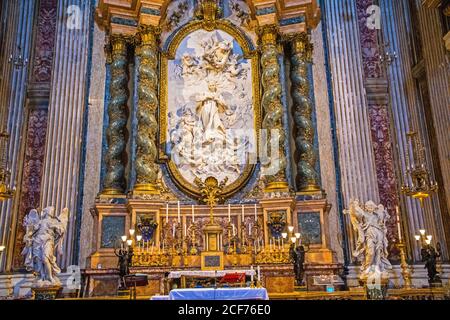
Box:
xmin=96 ymin=1 xmax=320 ymax=34
xmin=248 ymin=0 xmax=320 ymax=30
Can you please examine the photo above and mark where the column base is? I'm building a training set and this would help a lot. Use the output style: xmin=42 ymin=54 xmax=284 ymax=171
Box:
xmin=298 ymin=184 xmax=322 ymax=193
xmin=100 ymin=188 xmax=126 ymax=196
xmin=32 ymin=286 xmax=62 ymax=300
xmin=264 ymin=181 xmax=289 ymax=193
xmin=133 ymin=183 xmax=160 ymax=195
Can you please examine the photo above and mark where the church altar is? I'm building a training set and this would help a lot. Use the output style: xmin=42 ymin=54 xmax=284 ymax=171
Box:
xmin=85 ymin=0 xmax=342 ymax=299
xmin=168 ymin=270 xmax=255 ymax=279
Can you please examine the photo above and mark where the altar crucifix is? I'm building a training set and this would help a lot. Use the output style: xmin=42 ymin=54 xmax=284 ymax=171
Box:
xmin=194 ymin=176 xmax=228 ymax=223
xmin=195 ymin=177 xmax=227 ymax=268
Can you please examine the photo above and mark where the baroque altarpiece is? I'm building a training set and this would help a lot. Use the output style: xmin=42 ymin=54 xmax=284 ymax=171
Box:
xmin=88 ymin=0 xmax=337 ymax=296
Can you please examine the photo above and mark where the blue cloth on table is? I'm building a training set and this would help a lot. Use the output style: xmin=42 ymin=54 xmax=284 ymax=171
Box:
xmin=168 ymin=288 xmax=269 ymax=300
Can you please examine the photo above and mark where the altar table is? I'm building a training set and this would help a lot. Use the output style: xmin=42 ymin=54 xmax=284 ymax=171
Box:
xmin=168 ymin=288 xmax=269 ymax=300
xmin=168 ymin=270 xmax=256 ymax=279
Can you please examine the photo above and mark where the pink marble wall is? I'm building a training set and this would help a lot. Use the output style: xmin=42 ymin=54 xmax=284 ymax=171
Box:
xmin=355 ymin=0 xmax=400 ymax=251
xmin=13 ymin=0 xmax=57 ymax=269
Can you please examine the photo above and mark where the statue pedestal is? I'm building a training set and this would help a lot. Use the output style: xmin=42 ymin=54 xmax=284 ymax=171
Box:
xmin=32 ymin=286 xmax=62 ymax=300
xmin=360 ymin=275 xmax=390 ymax=300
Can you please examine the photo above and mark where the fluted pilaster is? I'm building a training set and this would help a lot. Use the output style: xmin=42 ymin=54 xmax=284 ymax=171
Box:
xmin=134 ymin=25 xmax=160 ymax=194
xmin=289 ymin=33 xmax=321 ymax=193
xmin=0 ymin=0 xmax=36 ymax=272
xmin=39 ymin=0 xmax=92 ymax=268
xmin=103 ymin=35 xmax=130 ymax=195
xmin=259 ymin=25 xmax=289 ymax=192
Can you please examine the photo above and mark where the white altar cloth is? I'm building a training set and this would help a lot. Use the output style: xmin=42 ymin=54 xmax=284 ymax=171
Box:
xmin=168 ymin=270 xmax=256 ymax=279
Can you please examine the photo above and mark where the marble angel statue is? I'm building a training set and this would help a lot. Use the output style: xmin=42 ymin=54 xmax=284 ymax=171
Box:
xmin=348 ymin=200 xmax=392 ymax=280
xmin=22 ymin=206 xmax=70 ymax=287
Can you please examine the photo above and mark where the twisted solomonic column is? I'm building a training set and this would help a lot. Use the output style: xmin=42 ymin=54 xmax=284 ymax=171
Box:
xmin=134 ymin=25 xmax=160 ymax=194
xmin=103 ymin=35 xmax=129 ymax=195
xmin=290 ymin=33 xmax=321 ymax=192
xmin=259 ymin=26 xmax=289 ymax=192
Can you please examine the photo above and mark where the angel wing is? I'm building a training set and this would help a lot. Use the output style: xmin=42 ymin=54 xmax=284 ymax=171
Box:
xmin=55 ymin=208 xmax=70 ymax=256
xmin=22 ymin=209 xmax=41 ymax=269
xmin=348 ymin=202 xmax=366 ymax=259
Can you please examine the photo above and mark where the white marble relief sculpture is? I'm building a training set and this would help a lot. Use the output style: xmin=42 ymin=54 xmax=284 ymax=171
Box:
xmin=22 ymin=207 xmax=70 ymax=287
xmin=168 ymin=29 xmax=255 ymax=187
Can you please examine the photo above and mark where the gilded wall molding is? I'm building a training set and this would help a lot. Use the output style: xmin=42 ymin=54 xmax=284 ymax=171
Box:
xmin=159 ymin=19 xmax=261 ymax=200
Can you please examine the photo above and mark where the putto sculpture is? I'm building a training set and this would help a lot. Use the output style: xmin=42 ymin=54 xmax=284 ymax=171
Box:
xmin=22 ymin=207 xmax=69 ymax=288
xmin=348 ymin=200 xmax=392 ymax=282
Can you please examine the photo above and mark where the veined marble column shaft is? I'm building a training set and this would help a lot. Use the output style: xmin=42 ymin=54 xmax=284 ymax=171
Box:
xmin=415 ymin=0 xmax=450 ymax=257
xmin=289 ymin=33 xmax=321 ymax=192
xmin=322 ymin=0 xmax=380 ymax=204
xmin=0 ymin=0 xmax=35 ymax=272
xmin=259 ymin=26 xmax=289 ymax=192
xmin=321 ymin=0 xmax=381 ymax=258
xmin=134 ymin=25 xmax=160 ymax=194
xmin=378 ymin=0 xmax=444 ymax=260
xmin=40 ymin=0 xmax=92 ymax=267
xmin=103 ymin=35 xmax=130 ymax=195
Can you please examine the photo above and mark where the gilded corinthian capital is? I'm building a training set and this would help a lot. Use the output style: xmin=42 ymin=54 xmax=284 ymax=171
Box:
xmin=134 ymin=25 xmax=161 ymax=194
xmin=288 ymin=32 xmax=321 ymax=193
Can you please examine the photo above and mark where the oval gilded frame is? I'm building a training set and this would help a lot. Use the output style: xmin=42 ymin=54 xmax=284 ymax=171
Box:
xmin=159 ymin=20 xmax=261 ymax=200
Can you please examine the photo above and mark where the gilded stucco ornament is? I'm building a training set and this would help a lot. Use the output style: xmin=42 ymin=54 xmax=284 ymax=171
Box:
xmin=258 ymin=25 xmax=289 ymax=192
xmin=134 ymin=25 xmax=161 ymax=194
xmin=289 ymin=33 xmax=321 ymax=192
xmin=103 ymin=35 xmax=131 ymax=195
xmin=195 ymin=0 xmax=222 ymax=31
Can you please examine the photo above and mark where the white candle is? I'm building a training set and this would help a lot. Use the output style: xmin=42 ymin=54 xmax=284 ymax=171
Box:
xmin=241 ymin=205 xmax=245 ymax=222
xmin=232 ymin=224 xmax=236 ymax=236
xmin=248 ymin=223 xmax=252 ymax=236
xmin=192 ymin=205 xmax=195 ymax=222
xmin=254 ymin=204 xmax=257 ymax=220
xmin=177 ymin=201 xmax=181 ymax=222
xmin=184 ymin=224 xmax=187 ymax=238
xmin=396 ymin=206 xmax=402 ymax=241
xmin=257 ymin=266 xmax=261 ymax=282
xmin=250 ymin=266 xmax=254 ymax=283
xmin=228 ymin=204 xmax=231 ymax=222
xmin=172 ymin=224 xmax=176 ymax=237
xmin=166 ymin=203 xmax=169 ymax=222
